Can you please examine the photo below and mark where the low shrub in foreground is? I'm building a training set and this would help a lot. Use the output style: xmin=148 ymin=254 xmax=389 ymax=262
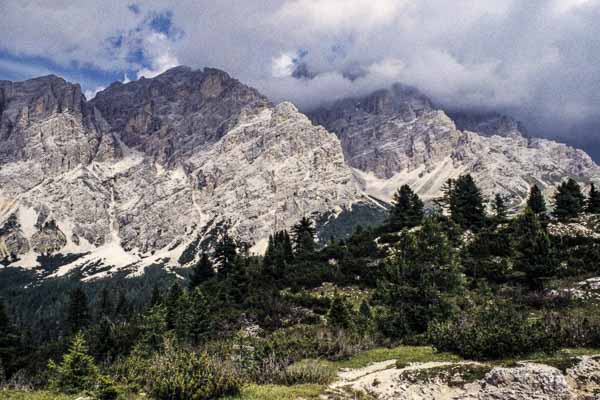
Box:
xmin=144 ymin=339 xmax=241 ymax=400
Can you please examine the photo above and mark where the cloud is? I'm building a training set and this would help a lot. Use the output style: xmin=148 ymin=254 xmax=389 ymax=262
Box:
xmin=1 ymin=0 xmax=600 ymax=144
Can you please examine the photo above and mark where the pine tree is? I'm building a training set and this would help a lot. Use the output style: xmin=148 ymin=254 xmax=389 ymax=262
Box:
xmin=177 ymin=288 xmax=212 ymax=345
xmin=587 ymin=183 xmax=600 ymax=214
xmin=492 ymin=193 xmax=508 ymax=222
xmin=434 ymin=178 xmax=454 ymax=213
xmin=527 ymin=185 xmax=547 ymax=215
xmin=553 ymin=179 xmax=585 ymax=221
xmin=385 ymin=185 xmax=424 ymax=231
xmin=449 ymin=174 xmax=486 ymax=230
xmin=214 ymin=231 xmax=237 ymax=276
xmin=48 ymin=332 xmax=100 ymax=394
xmin=189 ymin=253 xmax=214 ymax=289
xmin=150 ymin=284 xmax=162 ymax=307
xmin=98 ymin=288 xmax=112 ymax=318
xmin=165 ymin=283 xmax=183 ymax=330
xmin=66 ymin=288 xmax=90 ymax=334
xmin=0 ymin=301 xmax=21 ymax=379
xmin=512 ymin=208 xmax=558 ymax=289
xmin=114 ymin=292 xmax=130 ymax=320
xmin=327 ymin=293 xmax=355 ymax=332
xmin=375 ymin=218 xmax=465 ymax=337
xmin=291 ymin=217 xmax=316 ymax=256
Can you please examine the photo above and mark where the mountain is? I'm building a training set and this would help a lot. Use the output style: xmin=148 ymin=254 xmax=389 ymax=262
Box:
xmin=309 ymin=84 xmax=600 ymax=205
xmin=2 ymin=68 xmax=599 ymax=280
xmin=0 ymin=67 xmax=382 ymax=279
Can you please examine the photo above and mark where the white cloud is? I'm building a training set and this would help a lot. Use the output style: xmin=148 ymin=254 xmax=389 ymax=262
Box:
xmin=84 ymin=86 xmax=105 ymax=100
xmin=135 ymin=32 xmax=179 ymax=79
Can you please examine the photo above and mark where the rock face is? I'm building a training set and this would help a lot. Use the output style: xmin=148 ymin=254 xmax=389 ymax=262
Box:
xmin=0 ymin=67 xmax=374 ymax=277
xmin=309 ymin=86 xmax=600 ymax=205
xmin=327 ymin=357 xmax=600 ymax=400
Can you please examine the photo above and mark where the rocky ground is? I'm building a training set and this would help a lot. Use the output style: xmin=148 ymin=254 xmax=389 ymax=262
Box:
xmin=325 ymin=356 xmax=600 ymax=400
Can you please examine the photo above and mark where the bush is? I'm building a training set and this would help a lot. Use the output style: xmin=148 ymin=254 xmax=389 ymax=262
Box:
xmin=144 ymin=339 xmax=241 ymax=400
xmin=428 ymin=300 xmax=559 ymax=360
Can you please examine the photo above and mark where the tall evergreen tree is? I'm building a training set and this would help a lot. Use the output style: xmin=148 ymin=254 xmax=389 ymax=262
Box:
xmin=449 ymin=174 xmax=486 ymax=230
xmin=66 ymin=288 xmax=90 ymax=334
xmin=385 ymin=184 xmax=424 ymax=231
xmin=527 ymin=185 xmax=547 ymax=215
xmin=189 ymin=253 xmax=214 ymax=289
xmin=512 ymin=208 xmax=558 ymax=289
xmin=98 ymin=288 xmax=112 ymax=318
xmin=114 ymin=292 xmax=130 ymax=320
xmin=0 ymin=301 xmax=21 ymax=379
xmin=214 ymin=231 xmax=237 ymax=276
xmin=48 ymin=332 xmax=100 ymax=394
xmin=150 ymin=284 xmax=162 ymax=307
xmin=375 ymin=218 xmax=465 ymax=337
xmin=176 ymin=288 xmax=212 ymax=345
xmin=165 ymin=283 xmax=183 ymax=330
xmin=291 ymin=217 xmax=316 ymax=256
xmin=587 ymin=183 xmax=600 ymax=214
xmin=492 ymin=193 xmax=508 ymax=222
xmin=327 ymin=293 xmax=355 ymax=332
xmin=553 ymin=179 xmax=585 ymax=221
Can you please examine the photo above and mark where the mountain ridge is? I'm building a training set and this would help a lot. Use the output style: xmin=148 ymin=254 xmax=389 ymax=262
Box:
xmin=1 ymin=66 xmax=599 ymax=280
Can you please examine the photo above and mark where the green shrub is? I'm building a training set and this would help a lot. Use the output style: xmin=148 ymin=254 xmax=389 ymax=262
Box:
xmin=95 ymin=375 xmax=119 ymax=400
xmin=144 ymin=339 xmax=241 ymax=400
xmin=428 ymin=300 xmax=559 ymax=360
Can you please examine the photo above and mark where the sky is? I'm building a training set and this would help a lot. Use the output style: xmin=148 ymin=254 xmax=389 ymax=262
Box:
xmin=1 ymin=0 xmax=599 ymax=159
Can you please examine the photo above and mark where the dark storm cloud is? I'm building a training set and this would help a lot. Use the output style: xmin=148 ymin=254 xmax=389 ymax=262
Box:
xmin=0 ymin=0 xmax=599 ymax=141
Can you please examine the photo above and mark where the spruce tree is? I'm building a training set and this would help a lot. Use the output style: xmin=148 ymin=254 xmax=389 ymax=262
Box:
xmin=553 ymin=179 xmax=585 ymax=221
xmin=492 ymin=193 xmax=508 ymax=222
xmin=327 ymin=293 xmax=355 ymax=332
xmin=375 ymin=218 xmax=465 ymax=337
xmin=512 ymin=208 xmax=558 ymax=289
xmin=48 ymin=332 xmax=100 ymax=394
xmin=165 ymin=283 xmax=183 ymax=330
xmin=98 ymin=288 xmax=112 ymax=318
xmin=177 ymin=288 xmax=212 ymax=345
xmin=449 ymin=174 xmax=486 ymax=230
xmin=214 ymin=231 xmax=237 ymax=276
xmin=189 ymin=253 xmax=214 ymax=289
xmin=587 ymin=183 xmax=600 ymax=214
xmin=527 ymin=185 xmax=547 ymax=215
xmin=150 ymin=284 xmax=162 ymax=306
xmin=114 ymin=292 xmax=130 ymax=320
xmin=291 ymin=217 xmax=316 ymax=256
xmin=66 ymin=288 xmax=90 ymax=334
xmin=385 ymin=185 xmax=424 ymax=231
xmin=0 ymin=301 xmax=21 ymax=379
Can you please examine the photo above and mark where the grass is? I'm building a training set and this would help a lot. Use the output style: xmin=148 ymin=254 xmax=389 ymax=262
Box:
xmin=326 ymin=345 xmax=461 ymax=369
xmin=0 ymin=391 xmax=76 ymax=400
xmin=224 ymin=384 xmax=324 ymax=400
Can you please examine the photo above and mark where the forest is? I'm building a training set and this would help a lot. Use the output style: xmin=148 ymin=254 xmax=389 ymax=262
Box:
xmin=2 ymin=175 xmax=600 ymax=399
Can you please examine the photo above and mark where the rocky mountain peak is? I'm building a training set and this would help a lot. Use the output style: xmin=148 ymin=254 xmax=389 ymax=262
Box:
xmin=449 ymin=110 xmax=528 ymax=138
xmin=91 ymin=66 xmax=271 ymax=164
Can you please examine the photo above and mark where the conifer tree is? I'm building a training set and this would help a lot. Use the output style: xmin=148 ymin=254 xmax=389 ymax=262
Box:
xmin=449 ymin=174 xmax=486 ymax=230
xmin=176 ymin=288 xmax=212 ymax=345
xmin=48 ymin=332 xmax=100 ymax=394
xmin=66 ymin=288 xmax=90 ymax=334
xmin=587 ymin=183 xmax=600 ymax=214
xmin=492 ymin=193 xmax=508 ymax=222
xmin=375 ymin=218 xmax=465 ymax=337
xmin=214 ymin=231 xmax=237 ymax=276
xmin=98 ymin=288 xmax=112 ymax=318
xmin=114 ymin=292 xmax=130 ymax=320
xmin=327 ymin=293 xmax=355 ymax=332
xmin=0 ymin=301 xmax=21 ymax=379
xmin=150 ymin=284 xmax=162 ymax=306
xmin=512 ymin=208 xmax=558 ymax=289
xmin=553 ymin=179 xmax=585 ymax=221
xmin=291 ymin=217 xmax=316 ymax=256
xmin=385 ymin=185 xmax=424 ymax=231
xmin=165 ymin=283 xmax=183 ymax=330
xmin=527 ymin=185 xmax=547 ymax=215
xmin=189 ymin=253 xmax=214 ymax=289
